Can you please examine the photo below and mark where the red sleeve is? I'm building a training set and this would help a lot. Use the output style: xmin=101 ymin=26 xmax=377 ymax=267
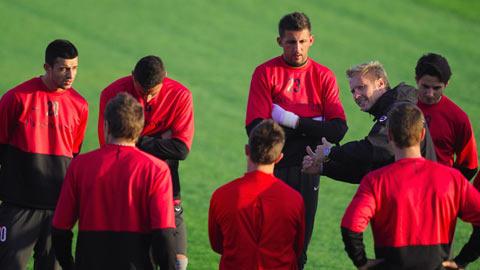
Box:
xmin=459 ymin=177 xmax=480 ymax=226
xmin=73 ymin=104 xmax=88 ymax=155
xmin=208 ymin=192 xmax=224 ymax=254
xmin=322 ymin=71 xmax=346 ymax=121
xmin=455 ymin=118 xmax=478 ymax=170
xmin=245 ymin=66 xmax=272 ymax=125
xmin=150 ymin=166 xmax=176 ymax=229
xmin=171 ymin=91 xmax=194 ymax=150
xmin=0 ymin=90 xmax=19 ymax=145
xmin=341 ymin=175 xmax=376 ymax=232
xmin=295 ymin=201 xmax=306 ymax=258
xmin=52 ymin=162 xmax=79 ymax=230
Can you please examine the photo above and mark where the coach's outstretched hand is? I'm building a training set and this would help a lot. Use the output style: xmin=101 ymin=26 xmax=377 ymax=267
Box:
xmin=442 ymin=260 xmax=465 ymax=270
xmin=302 ymin=146 xmax=322 ymax=174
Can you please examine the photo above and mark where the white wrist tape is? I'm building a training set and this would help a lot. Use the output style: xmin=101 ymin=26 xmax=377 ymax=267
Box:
xmin=283 ymin=111 xmax=299 ymax=129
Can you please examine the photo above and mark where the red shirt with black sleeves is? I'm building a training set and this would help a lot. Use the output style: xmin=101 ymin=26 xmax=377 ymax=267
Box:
xmin=341 ymin=158 xmax=480 ymax=268
xmin=53 ymin=144 xmax=175 ymax=268
xmin=0 ymin=77 xmax=88 ymax=209
xmin=209 ymin=170 xmax=305 ymax=270
xmin=246 ymin=56 xmax=345 ymax=124
xmin=246 ymin=56 xmax=346 ymax=167
xmin=418 ymin=96 xmax=478 ymax=179
xmin=98 ymin=76 xmax=193 ymax=149
xmin=98 ymin=75 xmax=194 ymax=199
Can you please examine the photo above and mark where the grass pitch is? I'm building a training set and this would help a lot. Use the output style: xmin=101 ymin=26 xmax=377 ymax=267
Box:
xmin=1 ymin=0 xmax=479 ymax=269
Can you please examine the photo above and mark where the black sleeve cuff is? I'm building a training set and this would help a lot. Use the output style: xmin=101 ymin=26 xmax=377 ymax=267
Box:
xmin=454 ymin=166 xmax=478 ymax=181
xmin=341 ymin=227 xmax=367 ymax=267
xmin=297 ymin=118 xmax=347 ymax=144
xmin=51 ymin=228 xmax=74 ymax=270
xmin=137 ymin=137 xmax=189 ymax=160
xmin=454 ymin=226 xmax=480 ymax=267
xmin=152 ymin=228 xmax=176 ymax=270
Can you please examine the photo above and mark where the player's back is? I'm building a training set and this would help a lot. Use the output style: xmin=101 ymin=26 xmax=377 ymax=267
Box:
xmin=367 ymin=157 xmax=471 ymax=268
xmin=58 ymin=144 xmax=173 ymax=269
xmin=211 ymin=170 xmax=304 ymax=270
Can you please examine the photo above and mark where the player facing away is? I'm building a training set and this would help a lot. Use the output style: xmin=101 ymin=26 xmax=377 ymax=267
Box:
xmin=209 ymin=120 xmax=305 ymax=270
xmin=302 ymin=61 xmax=436 ymax=183
xmin=341 ymin=103 xmax=480 ymax=270
xmin=0 ymin=39 xmax=88 ymax=270
xmin=98 ymin=55 xmax=193 ymax=270
xmin=245 ymin=11 xmax=347 ymax=268
xmin=52 ymin=93 xmax=176 ymax=270
xmin=415 ymin=53 xmax=478 ymax=180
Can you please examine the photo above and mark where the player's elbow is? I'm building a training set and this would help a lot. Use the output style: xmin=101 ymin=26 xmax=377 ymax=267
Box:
xmin=175 ymin=143 xmax=189 ymax=160
xmin=329 ymin=119 xmax=348 ymax=144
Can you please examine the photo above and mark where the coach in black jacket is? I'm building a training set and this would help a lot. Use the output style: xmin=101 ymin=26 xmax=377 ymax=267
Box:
xmin=302 ymin=61 xmax=436 ymax=183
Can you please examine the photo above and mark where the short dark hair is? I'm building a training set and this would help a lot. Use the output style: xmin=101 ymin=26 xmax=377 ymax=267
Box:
xmin=248 ymin=120 xmax=285 ymax=164
xmin=278 ymin=12 xmax=311 ymax=37
xmin=415 ymin=53 xmax=451 ymax=83
xmin=104 ymin=92 xmax=144 ymax=141
xmin=387 ymin=103 xmax=425 ymax=148
xmin=132 ymin=55 xmax=166 ymax=91
xmin=45 ymin=39 xmax=78 ymax=66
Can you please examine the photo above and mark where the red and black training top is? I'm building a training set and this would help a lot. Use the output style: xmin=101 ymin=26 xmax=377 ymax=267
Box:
xmin=98 ymin=75 xmax=194 ymax=200
xmin=52 ymin=144 xmax=176 ymax=270
xmin=209 ymin=170 xmax=305 ymax=269
xmin=341 ymin=158 xmax=480 ymax=269
xmin=0 ymin=77 xmax=88 ymax=209
xmin=245 ymin=56 xmax=347 ymax=167
xmin=418 ymin=96 xmax=478 ymax=180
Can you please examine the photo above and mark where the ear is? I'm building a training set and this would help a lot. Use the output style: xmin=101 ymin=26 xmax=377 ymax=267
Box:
xmin=274 ymin=152 xmax=284 ymax=164
xmin=420 ymin=127 xmax=426 ymax=141
xmin=245 ymin=144 xmax=250 ymax=157
xmin=309 ymin=34 xmax=314 ymax=45
xmin=277 ymin=36 xmax=282 ymax=47
xmin=376 ymin=78 xmax=386 ymax=89
xmin=43 ymin=63 xmax=50 ymax=73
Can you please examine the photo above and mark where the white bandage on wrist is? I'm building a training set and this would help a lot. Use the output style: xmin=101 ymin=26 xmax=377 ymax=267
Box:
xmin=282 ymin=111 xmax=299 ymax=129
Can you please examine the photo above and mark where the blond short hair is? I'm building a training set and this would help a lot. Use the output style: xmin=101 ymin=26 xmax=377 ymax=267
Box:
xmin=346 ymin=61 xmax=390 ymax=89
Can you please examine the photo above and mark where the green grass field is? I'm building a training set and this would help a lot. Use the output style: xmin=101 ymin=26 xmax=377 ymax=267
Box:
xmin=1 ymin=0 xmax=480 ymax=269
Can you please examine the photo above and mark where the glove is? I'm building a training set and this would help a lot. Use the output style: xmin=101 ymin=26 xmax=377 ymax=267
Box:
xmin=271 ymin=104 xmax=299 ymax=129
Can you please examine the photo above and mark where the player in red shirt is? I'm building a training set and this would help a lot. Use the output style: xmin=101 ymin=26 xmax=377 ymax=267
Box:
xmin=416 ymin=53 xmax=478 ymax=180
xmin=52 ymin=93 xmax=176 ymax=270
xmin=0 ymin=39 xmax=87 ymax=270
xmin=341 ymin=103 xmax=480 ymax=270
xmin=98 ymin=55 xmax=193 ymax=269
xmin=245 ymin=12 xmax=347 ymax=268
xmin=209 ymin=120 xmax=305 ymax=270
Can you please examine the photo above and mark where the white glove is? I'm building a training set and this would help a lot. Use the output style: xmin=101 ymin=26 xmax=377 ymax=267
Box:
xmin=271 ymin=104 xmax=299 ymax=129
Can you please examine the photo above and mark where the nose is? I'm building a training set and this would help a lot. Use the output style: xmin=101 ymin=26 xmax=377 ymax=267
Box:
xmin=424 ymin=88 xmax=435 ymax=96
xmin=65 ymin=69 xmax=73 ymax=79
